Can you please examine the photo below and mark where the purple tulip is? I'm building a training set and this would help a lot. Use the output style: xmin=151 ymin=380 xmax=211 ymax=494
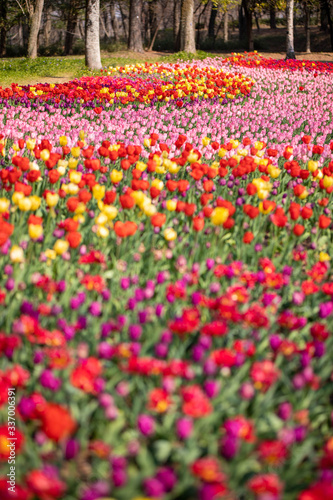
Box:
xmin=176 ymin=417 xmax=193 ymax=440
xmin=137 ymin=415 xmax=155 ymax=436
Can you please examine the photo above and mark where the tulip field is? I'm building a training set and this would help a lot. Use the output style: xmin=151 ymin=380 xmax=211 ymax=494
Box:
xmin=1 ymin=51 xmax=333 ymax=500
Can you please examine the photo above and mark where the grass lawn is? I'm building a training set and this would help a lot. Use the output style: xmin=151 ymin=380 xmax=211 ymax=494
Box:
xmin=0 ymin=50 xmax=220 ymax=87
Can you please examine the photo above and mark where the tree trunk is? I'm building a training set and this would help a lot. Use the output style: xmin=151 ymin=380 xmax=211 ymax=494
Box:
xmin=254 ymin=11 xmax=260 ymax=32
xmin=174 ymin=0 xmax=181 ymax=50
xmin=27 ymin=0 xmax=45 ymax=58
xmin=304 ymin=1 xmax=310 ymax=52
xmin=148 ymin=0 xmax=157 ymax=46
xmin=223 ymin=11 xmax=228 ymax=41
xmin=118 ymin=1 xmax=128 ymax=38
xmin=239 ymin=3 xmax=245 ymax=41
xmin=286 ymin=0 xmax=295 ymax=58
xmin=0 ymin=0 xmax=7 ymax=57
xmin=65 ymin=6 xmax=78 ymax=54
xmin=322 ymin=0 xmax=333 ymax=49
xmin=149 ymin=16 xmax=162 ymax=50
xmin=128 ymin=0 xmax=143 ymax=52
xmin=196 ymin=2 xmax=209 ymax=48
xmin=243 ymin=0 xmax=253 ymax=50
xmin=270 ymin=6 xmax=276 ymax=28
xmin=320 ymin=0 xmax=328 ymax=31
xmin=85 ymin=0 xmax=102 ymax=69
xmin=79 ymin=19 xmax=85 ymax=38
xmin=180 ymin=0 xmax=196 ymax=53
xmin=100 ymin=11 xmax=111 ymax=39
xmin=105 ymin=9 xmax=112 ymax=39
xmin=44 ymin=5 xmax=52 ymax=46
xmin=110 ymin=0 xmax=120 ymax=41
xmin=208 ymin=3 xmax=217 ymax=39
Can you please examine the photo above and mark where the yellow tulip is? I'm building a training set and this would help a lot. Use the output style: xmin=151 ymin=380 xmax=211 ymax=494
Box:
xmin=57 ymin=166 xmax=67 ymax=176
xmin=110 ymin=170 xmax=123 ymax=183
xmin=168 ymin=163 xmax=180 ymax=174
xmin=79 ymin=130 xmax=85 ymax=140
xmin=151 ymin=179 xmax=164 ymax=191
xmin=166 ymin=200 xmax=177 ymax=212
xmin=218 ymin=148 xmax=227 ymax=157
xmin=67 ymin=183 xmax=79 ymax=195
xmin=102 ymin=205 xmax=118 ymax=220
xmin=46 ymin=192 xmax=59 ymax=208
xmin=254 ymin=141 xmax=264 ymax=150
xmin=29 ymin=196 xmax=41 ymax=211
xmin=26 ymin=138 xmax=36 ymax=150
xmin=259 ymin=158 xmax=269 ymax=167
xmin=131 ymin=191 xmax=145 ymax=205
xmin=0 ymin=198 xmax=10 ymax=213
xmin=136 ymin=161 xmax=147 ymax=172
xmin=153 ymin=154 xmax=162 ymax=166
xmin=10 ymin=245 xmax=24 ymax=263
xmin=319 ymin=252 xmax=330 ymax=262
xmin=18 ymin=197 xmax=32 ymax=211
xmin=71 ymin=147 xmax=81 ymax=158
xmin=143 ymin=204 xmax=156 ymax=217
xmin=68 ymin=158 xmax=78 ymax=170
xmin=211 ymin=207 xmax=229 ymax=225
xmin=202 ymin=137 xmax=210 ymax=146
xmin=164 ymin=228 xmax=177 ymax=241
xmin=95 ymin=213 xmax=108 ymax=226
xmin=73 ymin=214 xmax=85 ymax=223
xmin=74 ymin=202 xmax=86 ymax=215
xmin=69 ymin=171 xmax=82 ymax=184
xmin=92 ymin=184 xmax=105 ymax=201
xmin=267 ymin=165 xmax=281 ymax=179
xmin=45 ymin=249 xmax=56 ymax=260
xmin=143 ymin=138 xmax=151 ymax=147
xmin=97 ymin=225 xmax=109 ymax=238
xmin=54 ymin=239 xmax=69 ymax=255
xmin=238 ymin=148 xmax=248 ymax=157
xmin=257 ymin=188 xmax=271 ymax=200
xmin=28 ymin=224 xmax=43 ymax=239
xmin=40 ymin=149 xmax=50 ymax=161
xmin=156 ymin=165 xmax=166 ymax=174
xmin=308 ymin=160 xmax=318 ymax=172
xmin=322 ymin=176 xmax=333 ymax=188
xmin=187 ymin=152 xmax=199 ymax=163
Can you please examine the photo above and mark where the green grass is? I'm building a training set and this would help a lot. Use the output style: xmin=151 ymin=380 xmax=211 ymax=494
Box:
xmin=0 ymin=51 xmax=221 ymax=87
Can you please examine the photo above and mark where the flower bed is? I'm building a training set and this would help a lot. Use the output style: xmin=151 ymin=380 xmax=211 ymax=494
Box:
xmin=0 ymin=56 xmax=333 ymax=500
xmin=0 ymin=63 xmax=254 ymax=107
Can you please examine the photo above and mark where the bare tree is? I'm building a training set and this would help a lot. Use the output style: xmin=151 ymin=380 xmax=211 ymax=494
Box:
xmin=224 ymin=10 xmax=228 ymax=41
xmin=110 ymin=0 xmax=119 ymax=41
xmin=44 ymin=4 xmax=52 ymax=46
xmin=85 ymin=0 xmax=102 ymax=68
xmin=128 ymin=0 xmax=143 ymax=52
xmin=208 ymin=3 xmax=218 ymax=39
xmin=174 ymin=0 xmax=181 ymax=50
xmin=27 ymin=0 xmax=45 ymax=58
xmin=286 ymin=0 xmax=295 ymax=58
xmin=180 ymin=0 xmax=196 ymax=53
xmin=304 ymin=0 xmax=311 ymax=52
xmin=0 ymin=0 xmax=7 ymax=57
